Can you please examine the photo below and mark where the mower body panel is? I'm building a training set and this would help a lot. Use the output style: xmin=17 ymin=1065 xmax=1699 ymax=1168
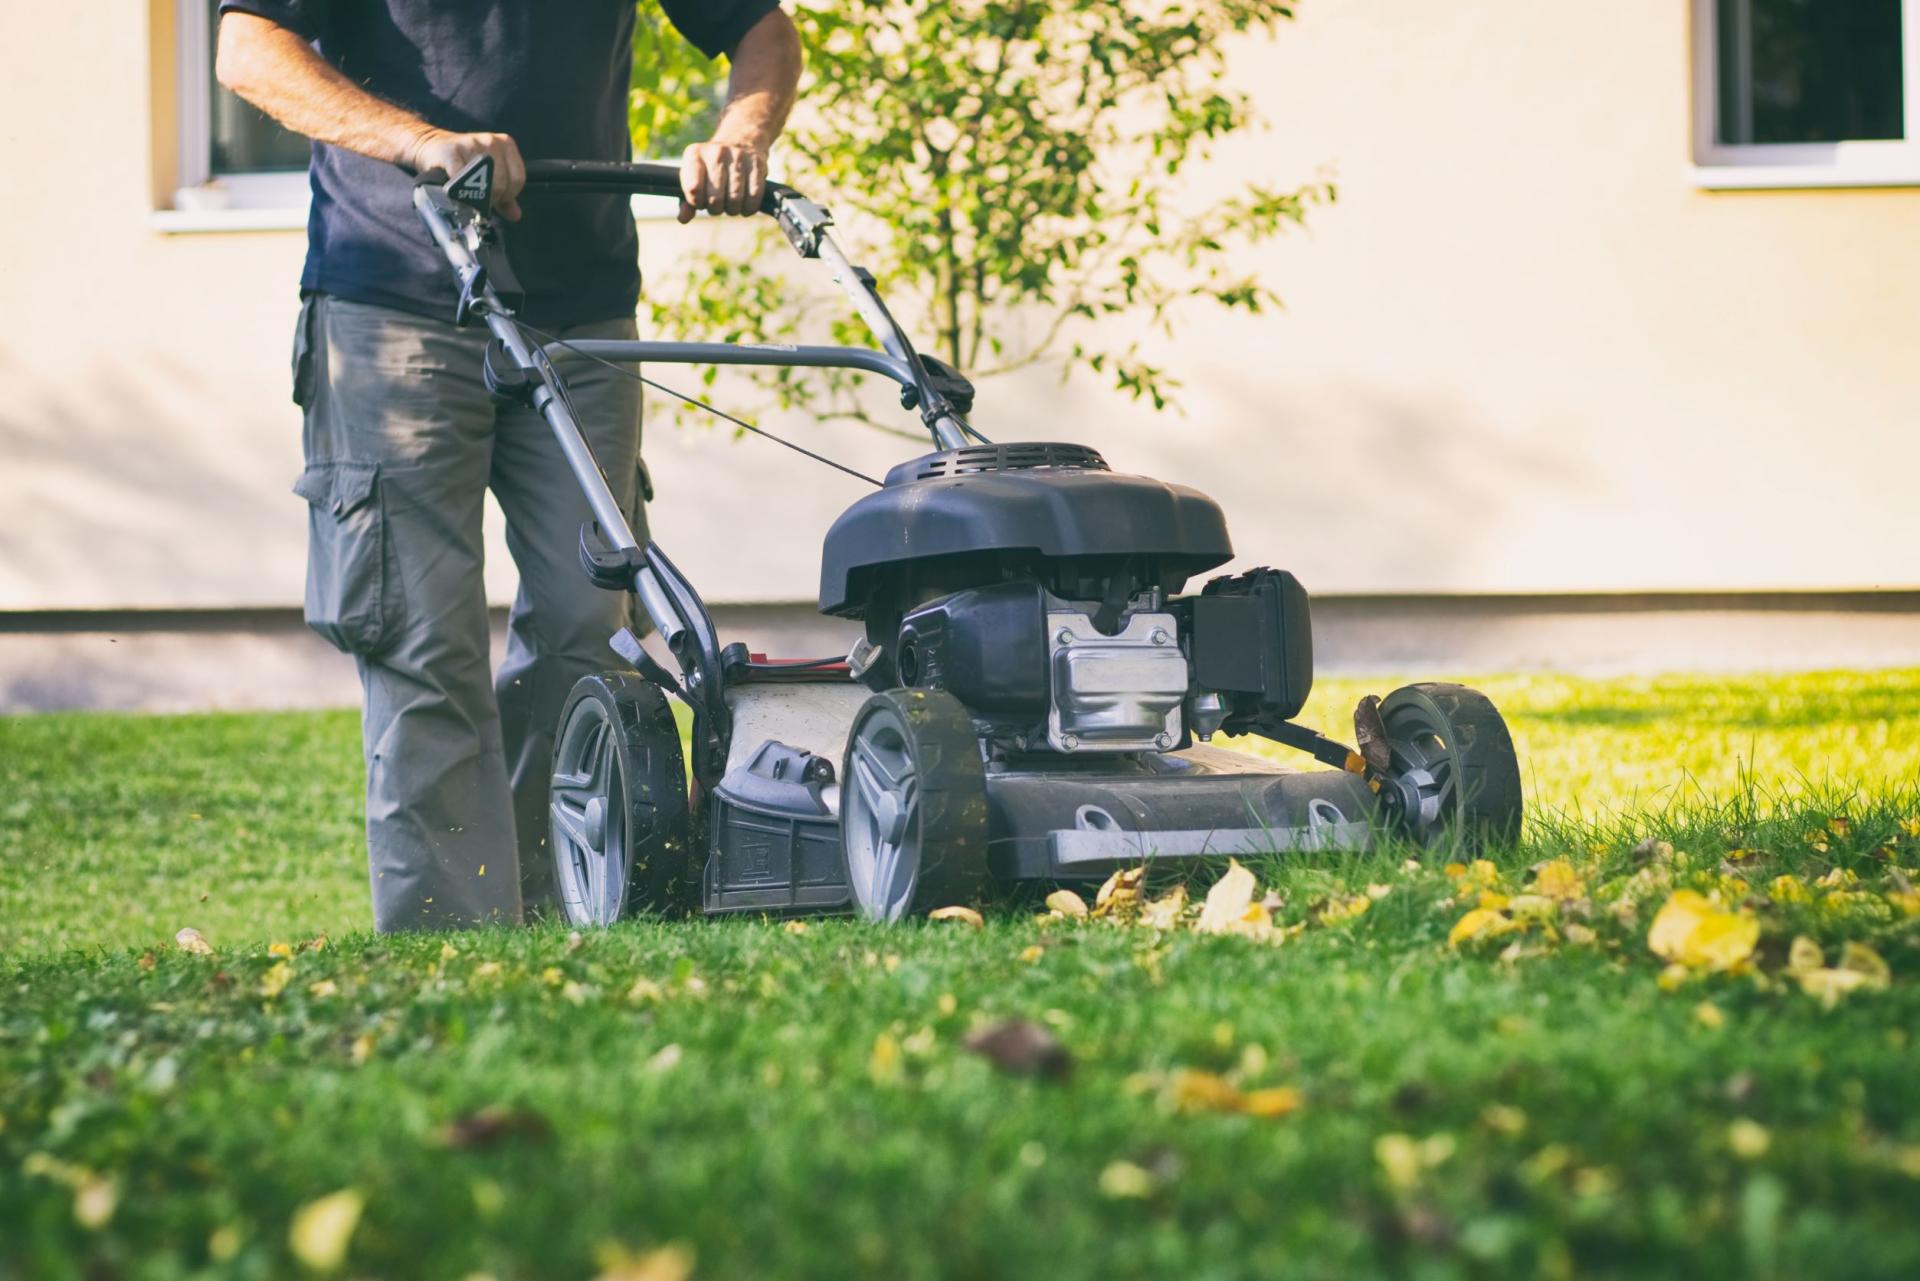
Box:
xmin=818 ymin=444 xmax=1233 ymax=616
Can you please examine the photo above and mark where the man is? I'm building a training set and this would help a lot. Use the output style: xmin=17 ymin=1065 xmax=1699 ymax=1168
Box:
xmin=215 ymin=0 xmax=802 ymax=931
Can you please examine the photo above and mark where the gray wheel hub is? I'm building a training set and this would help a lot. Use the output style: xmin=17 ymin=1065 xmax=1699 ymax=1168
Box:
xmin=550 ymin=700 xmax=628 ymax=926
xmin=843 ymin=717 xmax=921 ymax=923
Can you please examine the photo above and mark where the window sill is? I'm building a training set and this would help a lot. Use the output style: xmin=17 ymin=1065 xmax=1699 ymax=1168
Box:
xmin=1692 ymin=140 xmax=1920 ymax=190
xmin=151 ymin=206 xmax=309 ymax=234
xmin=1693 ymin=164 xmax=1920 ymax=190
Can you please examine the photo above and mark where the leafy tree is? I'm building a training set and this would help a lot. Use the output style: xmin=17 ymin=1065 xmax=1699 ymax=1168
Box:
xmin=634 ymin=0 xmax=1330 ymax=429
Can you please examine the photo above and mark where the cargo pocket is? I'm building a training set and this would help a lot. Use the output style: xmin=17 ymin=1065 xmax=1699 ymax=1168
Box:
xmin=293 ymin=460 xmax=392 ymax=655
xmin=291 ymin=294 xmax=320 ymax=409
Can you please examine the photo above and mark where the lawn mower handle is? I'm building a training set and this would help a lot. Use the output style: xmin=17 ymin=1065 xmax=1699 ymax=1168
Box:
xmin=518 ymin=158 xmax=796 ymax=216
xmin=418 ymin=157 xmax=974 ymax=450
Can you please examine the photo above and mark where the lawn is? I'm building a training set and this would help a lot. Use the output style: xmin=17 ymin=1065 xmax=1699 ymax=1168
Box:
xmin=3 ymin=669 xmax=1919 ymax=1279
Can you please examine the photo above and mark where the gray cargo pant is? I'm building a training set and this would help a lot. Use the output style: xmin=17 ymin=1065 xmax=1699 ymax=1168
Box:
xmin=292 ymin=293 xmax=647 ymax=932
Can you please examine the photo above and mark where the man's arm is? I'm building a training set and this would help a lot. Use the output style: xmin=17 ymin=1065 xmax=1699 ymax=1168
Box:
xmin=677 ymin=8 xmax=803 ymax=222
xmin=214 ymin=11 xmax=528 ymax=218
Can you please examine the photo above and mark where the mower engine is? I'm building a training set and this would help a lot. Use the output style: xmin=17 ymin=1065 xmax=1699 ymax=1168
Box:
xmin=894 ymin=566 xmax=1313 ymax=759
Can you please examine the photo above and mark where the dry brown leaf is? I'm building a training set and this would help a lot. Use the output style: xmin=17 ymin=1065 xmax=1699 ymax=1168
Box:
xmin=963 ymin=1018 xmax=1072 ymax=1081
xmin=437 ymin=1105 xmax=552 ymax=1151
xmin=928 ymin=905 xmax=985 ymax=928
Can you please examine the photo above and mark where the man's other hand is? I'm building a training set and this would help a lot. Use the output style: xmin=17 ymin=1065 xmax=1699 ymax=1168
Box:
xmin=409 ymin=129 xmax=527 ymax=220
xmin=678 ymin=141 xmax=768 ymax=223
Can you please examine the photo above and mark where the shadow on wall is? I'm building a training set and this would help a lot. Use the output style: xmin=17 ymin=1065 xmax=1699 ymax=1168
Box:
xmin=0 ymin=345 xmax=304 ymax=608
xmin=1176 ymin=375 xmax=1601 ymax=591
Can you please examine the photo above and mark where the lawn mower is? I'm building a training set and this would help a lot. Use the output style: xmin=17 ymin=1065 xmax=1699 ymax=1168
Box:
xmin=412 ymin=155 xmax=1524 ymax=926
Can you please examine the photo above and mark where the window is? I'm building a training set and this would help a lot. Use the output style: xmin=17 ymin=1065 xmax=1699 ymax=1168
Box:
xmin=168 ymin=0 xmax=312 ymax=220
xmin=1693 ymin=0 xmax=1920 ymax=187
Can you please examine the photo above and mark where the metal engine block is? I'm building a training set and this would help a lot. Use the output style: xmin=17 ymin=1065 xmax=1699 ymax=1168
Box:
xmin=1045 ymin=610 xmax=1188 ymax=752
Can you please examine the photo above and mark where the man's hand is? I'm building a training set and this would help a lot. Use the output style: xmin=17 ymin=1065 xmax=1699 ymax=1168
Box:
xmin=678 ymin=141 xmax=769 ymax=222
xmin=409 ymin=129 xmax=527 ymax=220
xmin=675 ymin=9 xmax=801 ymax=224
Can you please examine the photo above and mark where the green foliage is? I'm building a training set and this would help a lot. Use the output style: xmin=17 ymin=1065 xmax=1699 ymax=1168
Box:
xmin=637 ymin=0 xmax=1332 ymax=428
xmin=630 ymin=1 xmax=727 ymax=159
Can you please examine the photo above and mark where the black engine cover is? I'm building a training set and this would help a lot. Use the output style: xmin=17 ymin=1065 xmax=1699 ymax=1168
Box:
xmin=897 ymin=581 xmax=1049 ymax=718
xmin=818 ymin=443 xmax=1233 ymax=617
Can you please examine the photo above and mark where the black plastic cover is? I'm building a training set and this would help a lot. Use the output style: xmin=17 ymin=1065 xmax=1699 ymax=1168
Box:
xmin=897 ymin=582 xmax=1048 ymax=717
xmin=1186 ymin=568 xmax=1314 ymax=720
xmin=704 ymin=740 xmax=849 ymax=914
xmin=819 ymin=444 xmax=1233 ymax=616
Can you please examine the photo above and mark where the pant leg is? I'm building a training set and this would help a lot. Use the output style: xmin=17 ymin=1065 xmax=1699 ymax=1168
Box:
xmin=489 ymin=316 xmax=649 ymax=916
xmin=295 ymin=294 xmax=522 ymax=932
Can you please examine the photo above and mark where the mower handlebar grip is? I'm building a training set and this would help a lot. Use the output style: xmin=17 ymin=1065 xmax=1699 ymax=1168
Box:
xmin=519 ymin=159 xmax=797 ymax=215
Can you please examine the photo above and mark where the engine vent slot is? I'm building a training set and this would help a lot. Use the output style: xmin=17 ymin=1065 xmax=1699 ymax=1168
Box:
xmin=894 ymin=442 xmax=1110 ymax=484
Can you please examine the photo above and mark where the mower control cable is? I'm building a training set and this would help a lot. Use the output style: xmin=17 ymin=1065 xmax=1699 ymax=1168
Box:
xmin=513 ymin=319 xmax=884 ymax=488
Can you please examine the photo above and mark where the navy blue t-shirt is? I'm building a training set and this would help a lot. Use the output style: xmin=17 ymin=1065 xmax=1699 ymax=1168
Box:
xmin=219 ymin=0 xmax=777 ymax=325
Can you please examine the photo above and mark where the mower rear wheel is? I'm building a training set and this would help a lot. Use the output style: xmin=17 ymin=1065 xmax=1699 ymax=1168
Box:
xmin=549 ymin=672 xmax=692 ymax=926
xmin=840 ymin=688 xmax=991 ymax=923
xmin=1378 ymin=682 xmax=1523 ymax=851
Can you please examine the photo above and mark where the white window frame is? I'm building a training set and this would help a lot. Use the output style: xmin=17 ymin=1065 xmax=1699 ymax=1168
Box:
xmin=1691 ymin=0 xmax=1920 ymax=188
xmin=159 ymin=0 xmax=692 ymax=230
xmin=162 ymin=0 xmax=311 ymax=228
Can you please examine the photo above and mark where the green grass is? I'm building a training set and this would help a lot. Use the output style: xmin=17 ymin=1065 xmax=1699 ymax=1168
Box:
xmin=3 ymin=670 xmax=1920 ymax=1279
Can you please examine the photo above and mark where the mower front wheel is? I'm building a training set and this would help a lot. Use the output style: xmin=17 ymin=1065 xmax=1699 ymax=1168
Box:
xmin=549 ymin=672 xmax=692 ymax=926
xmin=1378 ymin=682 xmax=1523 ymax=852
xmin=839 ymin=688 xmax=991 ymax=923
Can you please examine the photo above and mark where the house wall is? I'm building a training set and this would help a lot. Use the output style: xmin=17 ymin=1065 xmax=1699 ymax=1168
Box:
xmin=0 ymin=0 xmax=1914 ymax=614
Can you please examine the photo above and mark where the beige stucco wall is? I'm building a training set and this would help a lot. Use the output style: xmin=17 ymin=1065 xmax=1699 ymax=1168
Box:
xmin=0 ymin=0 xmax=1915 ymax=614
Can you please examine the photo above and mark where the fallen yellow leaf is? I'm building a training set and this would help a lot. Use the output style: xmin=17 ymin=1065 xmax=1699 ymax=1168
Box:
xmin=1783 ymin=935 xmax=1891 ymax=1007
xmin=1507 ymin=894 xmax=1556 ymax=920
xmin=174 ymin=927 xmax=214 ymax=956
xmin=1240 ymin=1086 xmax=1304 ymax=1119
xmin=928 ymin=905 xmax=985 ymax=928
xmin=1695 ymin=1001 xmax=1725 ymax=1029
xmin=1319 ymin=895 xmax=1371 ymax=926
xmin=1196 ymin=860 xmax=1258 ymax=933
xmin=1093 ymin=866 xmax=1146 ymax=918
xmin=1728 ymin=1118 xmax=1771 ymax=1159
xmin=1448 ymin=907 xmax=1516 ymax=948
xmin=307 ymin=979 xmax=338 ymax=999
xmin=1138 ymin=884 xmax=1188 ymax=930
xmin=288 ymin=1188 xmax=364 ymax=1273
xmin=259 ymin=961 xmax=293 ymax=999
xmin=1374 ymin=1132 xmax=1454 ymax=1191
xmin=1098 ymin=1160 xmax=1155 ymax=1199
xmin=869 ymin=1031 xmax=902 ymax=1083
xmin=1769 ymin=874 xmax=1811 ymax=905
xmin=782 ymin=919 xmax=808 ymax=934
xmin=72 ymin=1175 xmax=118 ymax=1230
xmin=1018 ymin=944 xmax=1045 ymax=962
xmin=1044 ymin=889 xmax=1090 ymax=919
xmin=1647 ymin=890 xmax=1758 ymax=972
xmin=1533 ymin=858 xmax=1585 ymax=901
xmin=593 ymin=1241 xmax=696 ymax=1281
xmin=268 ymin=941 xmax=294 ymax=959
